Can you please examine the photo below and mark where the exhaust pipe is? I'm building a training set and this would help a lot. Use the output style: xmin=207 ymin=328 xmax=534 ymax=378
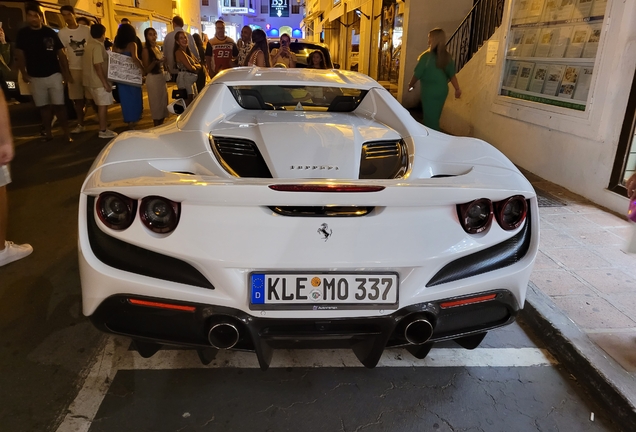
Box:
xmin=208 ymin=322 xmax=240 ymax=349
xmin=404 ymin=316 xmax=434 ymax=345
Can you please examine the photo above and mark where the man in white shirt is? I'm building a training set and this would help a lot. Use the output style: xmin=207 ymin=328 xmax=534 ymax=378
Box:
xmin=58 ymin=5 xmax=91 ymax=133
xmin=164 ymin=16 xmax=200 ymax=76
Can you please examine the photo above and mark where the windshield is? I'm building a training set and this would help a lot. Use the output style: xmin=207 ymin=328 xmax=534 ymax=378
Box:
xmin=229 ymin=85 xmax=367 ymax=112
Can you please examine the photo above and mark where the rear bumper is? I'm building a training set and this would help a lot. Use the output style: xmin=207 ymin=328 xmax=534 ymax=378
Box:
xmin=90 ymin=290 xmax=519 ymax=369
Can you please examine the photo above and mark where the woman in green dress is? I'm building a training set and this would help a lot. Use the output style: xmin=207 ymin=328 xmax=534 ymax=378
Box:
xmin=407 ymin=28 xmax=462 ymax=131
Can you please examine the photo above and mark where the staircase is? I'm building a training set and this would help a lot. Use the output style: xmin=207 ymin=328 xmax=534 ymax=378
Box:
xmin=447 ymin=0 xmax=506 ymax=73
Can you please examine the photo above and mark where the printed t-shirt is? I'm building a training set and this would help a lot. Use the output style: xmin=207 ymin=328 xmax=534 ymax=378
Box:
xmin=16 ymin=26 xmax=64 ymax=77
xmin=58 ymin=25 xmax=91 ymax=70
xmin=205 ymin=36 xmax=238 ymax=73
xmin=82 ymin=38 xmax=109 ymax=88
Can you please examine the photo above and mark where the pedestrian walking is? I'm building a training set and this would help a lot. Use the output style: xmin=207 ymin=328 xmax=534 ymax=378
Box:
xmin=58 ymin=5 xmax=91 ymax=134
xmin=164 ymin=16 xmax=199 ymax=77
xmin=236 ymin=26 xmax=253 ymax=68
xmin=407 ymin=28 xmax=461 ymax=131
xmin=83 ymin=24 xmax=117 ymax=139
xmin=15 ymin=2 xmax=73 ymax=142
xmin=205 ymin=20 xmax=238 ymax=77
xmin=0 ymin=90 xmax=32 ymax=267
xmin=112 ymin=23 xmax=144 ymax=128
xmin=192 ymin=33 xmax=208 ymax=93
xmin=142 ymin=27 xmax=169 ymax=126
xmin=244 ymin=29 xmax=270 ymax=67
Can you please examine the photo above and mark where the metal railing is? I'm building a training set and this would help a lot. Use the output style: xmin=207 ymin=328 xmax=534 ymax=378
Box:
xmin=447 ymin=0 xmax=506 ymax=73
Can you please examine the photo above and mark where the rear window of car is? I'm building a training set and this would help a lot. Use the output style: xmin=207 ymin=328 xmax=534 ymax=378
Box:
xmin=229 ymin=85 xmax=367 ymax=112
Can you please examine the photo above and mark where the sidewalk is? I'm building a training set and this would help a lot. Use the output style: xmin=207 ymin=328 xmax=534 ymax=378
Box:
xmin=519 ymin=169 xmax=636 ymax=431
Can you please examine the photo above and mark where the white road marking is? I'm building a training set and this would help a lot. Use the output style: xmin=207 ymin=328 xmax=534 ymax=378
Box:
xmin=56 ymin=336 xmax=557 ymax=432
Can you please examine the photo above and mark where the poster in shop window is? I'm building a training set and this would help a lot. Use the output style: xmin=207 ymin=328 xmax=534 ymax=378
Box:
xmin=564 ymin=25 xmax=590 ymax=58
xmin=572 ymin=0 xmax=594 ymax=19
xmin=590 ymin=0 xmax=608 ymax=17
xmin=573 ymin=67 xmax=593 ymax=101
xmin=554 ymin=0 xmax=575 ymax=21
xmin=515 ymin=62 xmax=535 ymax=91
xmin=534 ymin=28 xmax=556 ymax=58
xmin=558 ymin=65 xmax=580 ymax=98
xmin=548 ymin=26 xmax=573 ymax=58
xmin=542 ymin=64 xmax=566 ymax=96
xmin=504 ymin=61 xmax=521 ymax=87
xmin=582 ymin=24 xmax=602 ymax=58
xmin=528 ymin=64 xmax=549 ymax=93
xmin=520 ymin=29 xmax=539 ymax=57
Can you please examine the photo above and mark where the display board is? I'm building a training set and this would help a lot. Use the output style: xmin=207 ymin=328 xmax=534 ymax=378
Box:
xmin=107 ymin=52 xmax=143 ymax=87
xmin=500 ymin=0 xmax=608 ymax=111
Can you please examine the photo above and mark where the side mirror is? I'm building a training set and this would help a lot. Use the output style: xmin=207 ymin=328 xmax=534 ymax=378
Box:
xmin=167 ymin=99 xmax=187 ymax=115
xmin=333 ymin=63 xmax=341 ymax=69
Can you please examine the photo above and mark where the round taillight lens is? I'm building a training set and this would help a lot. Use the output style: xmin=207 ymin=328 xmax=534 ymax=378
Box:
xmin=139 ymin=196 xmax=180 ymax=233
xmin=457 ymin=198 xmax=493 ymax=234
xmin=96 ymin=192 xmax=136 ymax=230
xmin=495 ymin=196 xmax=527 ymax=230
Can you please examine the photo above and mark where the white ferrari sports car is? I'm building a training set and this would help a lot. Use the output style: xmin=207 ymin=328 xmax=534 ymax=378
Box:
xmin=79 ymin=68 xmax=538 ymax=369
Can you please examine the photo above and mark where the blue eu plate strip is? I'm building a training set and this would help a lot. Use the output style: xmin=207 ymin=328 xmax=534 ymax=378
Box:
xmin=251 ymin=274 xmax=265 ymax=304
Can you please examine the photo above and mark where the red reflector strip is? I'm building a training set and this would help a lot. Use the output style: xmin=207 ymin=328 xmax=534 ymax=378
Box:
xmin=128 ymin=298 xmax=196 ymax=312
xmin=439 ymin=293 xmax=497 ymax=309
xmin=269 ymin=184 xmax=385 ymax=193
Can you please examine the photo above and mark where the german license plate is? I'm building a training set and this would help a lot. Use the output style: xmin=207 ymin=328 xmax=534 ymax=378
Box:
xmin=249 ymin=273 xmax=399 ymax=310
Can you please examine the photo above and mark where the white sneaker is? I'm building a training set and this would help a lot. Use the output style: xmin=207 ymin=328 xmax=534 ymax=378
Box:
xmin=0 ymin=241 xmax=33 ymax=267
xmin=98 ymin=129 xmax=118 ymax=139
xmin=71 ymin=125 xmax=86 ymax=134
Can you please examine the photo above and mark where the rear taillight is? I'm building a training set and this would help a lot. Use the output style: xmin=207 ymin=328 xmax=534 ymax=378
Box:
xmin=494 ymin=195 xmax=527 ymax=230
xmin=139 ymin=196 xmax=180 ymax=233
xmin=457 ymin=198 xmax=493 ymax=234
xmin=96 ymin=192 xmax=136 ymax=230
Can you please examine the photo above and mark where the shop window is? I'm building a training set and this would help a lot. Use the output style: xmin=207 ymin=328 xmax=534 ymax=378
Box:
xmin=261 ymin=3 xmax=268 ymax=13
xmin=44 ymin=11 xmax=65 ymax=31
xmin=292 ymin=5 xmax=300 ymax=14
xmin=377 ymin=1 xmax=403 ymax=96
xmin=500 ymin=0 xmax=609 ymax=111
xmin=202 ymin=0 xmax=209 ymax=5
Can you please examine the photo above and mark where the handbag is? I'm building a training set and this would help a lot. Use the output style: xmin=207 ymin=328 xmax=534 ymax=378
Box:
xmin=163 ymin=70 xmax=172 ymax=82
xmin=176 ymin=70 xmax=198 ymax=91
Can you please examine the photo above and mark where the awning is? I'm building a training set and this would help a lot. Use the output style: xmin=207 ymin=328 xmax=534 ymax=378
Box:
xmin=328 ymin=2 xmax=346 ymax=22
xmin=113 ymin=4 xmax=151 ymax=21
xmin=316 ymin=17 xmax=329 ymax=33
xmin=345 ymin=0 xmax=371 ymax=10
xmin=302 ymin=10 xmax=323 ymax=24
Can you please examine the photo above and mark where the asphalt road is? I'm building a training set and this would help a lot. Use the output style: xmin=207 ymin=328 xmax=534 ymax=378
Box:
xmin=0 ymin=100 xmax=621 ymax=432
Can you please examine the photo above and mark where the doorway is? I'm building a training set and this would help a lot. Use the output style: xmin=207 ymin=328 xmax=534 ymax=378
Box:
xmin=609 ymin=68 xmax=636 ymax=196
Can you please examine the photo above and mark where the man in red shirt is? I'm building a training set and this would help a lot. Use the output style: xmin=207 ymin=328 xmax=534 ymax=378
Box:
xmin=205 ymin=20 xmax=238 ymax=78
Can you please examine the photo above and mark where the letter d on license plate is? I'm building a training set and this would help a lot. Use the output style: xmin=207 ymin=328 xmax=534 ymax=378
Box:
xmin=249 ymin=272 xmax=399 ymax=310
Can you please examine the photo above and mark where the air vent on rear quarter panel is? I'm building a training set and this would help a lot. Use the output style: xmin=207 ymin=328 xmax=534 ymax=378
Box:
xmin=210 ymin=136 xmax=272 ymax=178
xmin=359 ymin=140 xmax=408 ymax=179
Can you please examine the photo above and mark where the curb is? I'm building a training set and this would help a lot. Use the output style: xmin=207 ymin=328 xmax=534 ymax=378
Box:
xmin=521 ymin=282 xmax=636 ymax=432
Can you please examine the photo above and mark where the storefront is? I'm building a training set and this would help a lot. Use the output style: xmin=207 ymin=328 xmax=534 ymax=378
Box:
xmin=442 ymin=0 xmax=636 ymax=215
xmin=113 ymin=5 xmax=171 ymax=42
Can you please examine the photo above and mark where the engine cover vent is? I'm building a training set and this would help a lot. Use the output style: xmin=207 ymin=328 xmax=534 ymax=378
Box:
xmin=210 ymin=136 xmax=272 ymax=178
xmin=359 ymin=140 xmax=408 ymax=179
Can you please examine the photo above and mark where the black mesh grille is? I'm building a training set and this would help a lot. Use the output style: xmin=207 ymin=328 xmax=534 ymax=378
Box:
xmin=211 ymin=136 xmax=272 ymax=178
xmin=359 ymin=140 xmax=408 ymax=179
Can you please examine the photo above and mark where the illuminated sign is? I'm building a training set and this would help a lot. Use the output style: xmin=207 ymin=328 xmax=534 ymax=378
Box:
xmin=221 ymin=7 xmax=250 ymax=14
xmin=269 ymin=0 xmax=289 ymax=17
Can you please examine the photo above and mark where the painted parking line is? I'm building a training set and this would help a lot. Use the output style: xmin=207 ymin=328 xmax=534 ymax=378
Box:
xmin=55 ymin=336 xmax=556 ymax=432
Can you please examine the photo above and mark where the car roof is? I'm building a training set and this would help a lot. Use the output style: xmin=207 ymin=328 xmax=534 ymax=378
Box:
xmin=212 ymin=67 xmax=382 ymax=90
